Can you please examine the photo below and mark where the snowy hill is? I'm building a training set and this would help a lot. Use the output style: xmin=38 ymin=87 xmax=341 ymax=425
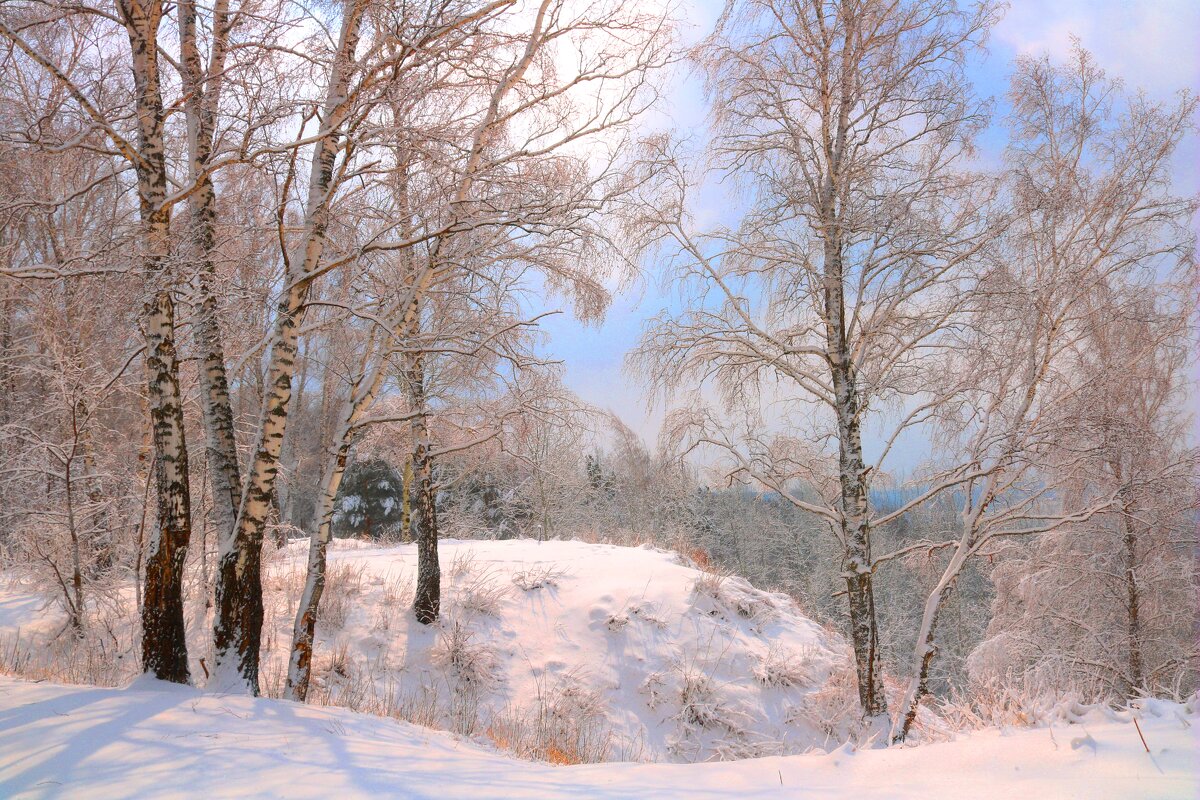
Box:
xmin=0 ymin=538 xmax=856 ymax=762
xmin=260 ymin=538 xmax=854 ymax=762
xmin=0 ymin=676 xmax=1194 ymax=799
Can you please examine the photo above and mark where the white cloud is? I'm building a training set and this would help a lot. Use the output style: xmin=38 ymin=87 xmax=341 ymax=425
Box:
xmin=993 ymin=0 xmax=1200 ymax=98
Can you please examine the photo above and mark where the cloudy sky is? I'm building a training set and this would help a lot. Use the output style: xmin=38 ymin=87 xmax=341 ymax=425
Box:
xmin=535 ymin=0 xmax=1200 ymax=460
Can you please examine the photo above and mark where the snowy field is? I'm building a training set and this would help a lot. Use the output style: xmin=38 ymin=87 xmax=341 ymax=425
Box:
xmin=0 ymin=675 xmax=1195 ymax=799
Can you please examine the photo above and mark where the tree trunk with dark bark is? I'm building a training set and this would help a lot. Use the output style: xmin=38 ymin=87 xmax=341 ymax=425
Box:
xmin=119 ymin=0 xmax=194 ymax=684
xmin=823 ymin=222 xmax=887 ymax=722
xmin=1120 ymin=490 xmax=1144 ymax=695
xmin=408 ymin=346 xmax=440 ymax=624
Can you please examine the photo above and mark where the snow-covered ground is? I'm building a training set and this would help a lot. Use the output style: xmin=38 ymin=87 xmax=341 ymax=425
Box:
xmin=0 ymin=675 xmax=1194 ymax=799
xmin=1 ymin=538 xmax=855 ymax=761
xmin=264 ymin=538 xmax=856 ymax=760
xmin=1 ymin=538 xmax=1195 ymax=798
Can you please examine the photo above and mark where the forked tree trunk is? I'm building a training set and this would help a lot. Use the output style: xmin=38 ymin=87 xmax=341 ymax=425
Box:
xmin=211 ymin=3 xmax=364 ymax=694
xmin=210 ymin=280 xmax=307 ymax=692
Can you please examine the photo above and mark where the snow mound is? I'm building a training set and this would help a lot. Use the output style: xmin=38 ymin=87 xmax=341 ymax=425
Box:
xmin=0 ymin=676 xmax=1195 ymax=799
xmin=261 ymin=538 xmax=853 ymax=761
xmin=0 ymin=538 xmax=854 ymax=761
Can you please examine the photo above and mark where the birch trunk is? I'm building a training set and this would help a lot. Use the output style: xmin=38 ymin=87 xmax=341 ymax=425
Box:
xmin=117 ymin=0 xmax=194 ymax=684
xmin=893 ymin=552 xmax=967 ymax=742
xmin=75 ymin=400 xmax=113 ymax=570
xmin=890 ymin=485 xmax=987 ymax=743
xmin=401 ymin=458 xmax=413 ymax=541
xmin=285 ymin=426 xmax=351 ymax=701
xmin=0 ymin=296 xmax=12 ymax=426
xmin=824 ymin=224 xmax=887 ymax=721
xmin=210 ymin=3 xmax=364 ymax=694
xmin=287 ymin=348 xmax=387 ymax=701
xmin=822 ymin=13 xmax=887 ymax=720
xmin=179 ymin=0 xmax=241 ymax=537
xmin=1119 ymin=488 xmax=1144 ymax=695
xmin=408 ymin=348 xmax=440 ymax=625
xmin=62 ymin=448 xmax=85 ymax=636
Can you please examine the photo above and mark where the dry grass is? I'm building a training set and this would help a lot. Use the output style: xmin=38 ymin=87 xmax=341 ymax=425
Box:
xmin=753 ymin=644 xmax=819 ymax=688
xmin=784 ymin=656 xmax=861 ymax=745
xmin=510 ymin=564 xmax=567 ymax=592
xmin=677 ymin=669 xmax=726 ymax=728
xmin=316 ymin=561 xmax=369 ymax=629
xmin=0 ymin=628 xmax=137 ymax=687
xmin=692 ymin=568 xmax=730 ymax=600
xmin=485 ymin=670 xmax=615 ymax=764
xmin=446 ymin=553 xmax=507 ymax=618
xmin=431 ymin=620 xmax=501 ymax=690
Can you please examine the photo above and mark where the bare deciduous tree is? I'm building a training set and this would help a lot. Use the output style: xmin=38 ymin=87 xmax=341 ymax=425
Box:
xmin=634 ymin=0 xmax=999 ymax=724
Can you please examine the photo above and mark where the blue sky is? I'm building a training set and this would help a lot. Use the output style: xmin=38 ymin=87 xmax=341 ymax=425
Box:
xmin=535 ymin=0 xmax=1200 ymax=460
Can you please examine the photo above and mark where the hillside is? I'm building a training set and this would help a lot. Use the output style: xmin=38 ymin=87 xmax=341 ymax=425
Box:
xmin=1 ymin=538 xmax=857 ymax=762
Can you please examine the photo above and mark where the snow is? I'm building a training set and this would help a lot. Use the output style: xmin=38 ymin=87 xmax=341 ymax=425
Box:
xmin=0 ymin=538 xmax=852 ymax=761
xmin=0 ymin=675 xmax=1194 ymax=799
xmin=257 ymin=538 xmax=852 ymax=760
xmin=0 ymin=538 xmax=1194 ymax=797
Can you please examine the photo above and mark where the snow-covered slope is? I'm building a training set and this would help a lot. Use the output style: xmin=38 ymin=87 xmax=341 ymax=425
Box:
xmin=0 ymin=539 xmax=855 ymax=761
xmin=260 ymin=538 xmax=853 ymax=761
xmin=0 ymin=676 xmax=1194 ymax=799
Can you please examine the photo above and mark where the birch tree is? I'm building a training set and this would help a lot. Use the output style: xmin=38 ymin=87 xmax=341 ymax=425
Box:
xmin=0 ymin=0 xmax=199 ymax=681
xmin=970 ymin=283 xmax=1197 ymax=704
xmin=214 ymin=0 xmax=668 ymax=692
xmin=209 ymin=0 xmax=373 ymax=693
xmin=635 ymin=0 xmax=998 ymax=724
xmin=887 ymin=47 xmax=1198 ymax=740
xmin=210 ymin=0 xmax=507 ymax=690
xmin=177 ymin=0 xmax=242 ymax=539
